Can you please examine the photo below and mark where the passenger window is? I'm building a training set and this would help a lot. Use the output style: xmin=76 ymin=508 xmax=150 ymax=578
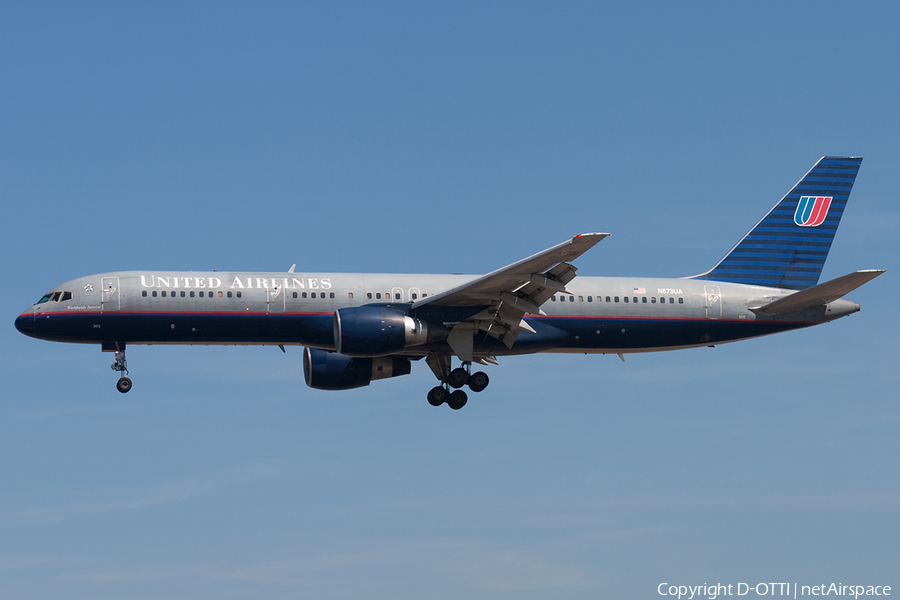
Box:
xmin=190 ymin=291 xmax=195 ymax=298
xmin=587 ymin=296 xmax=592 ymax=302
xmin=218 ymin=291 xmax=223 ymax=298
xmin=614 ymin=296 xmax=619 ymax=302
xmin=293 ymin=292 xmax=298 ymax=298
xmin=162 ymin=291 xmax=167 ymax=298
xmin=376 ymin=293 xmax=382 ymax=299
xmin=395 ymin=293 xmax=400 ymax=300
xmin=422 ymin=293 xmax=427 ymax=297
xmin=678 ymin=298 xmax=683 ymax=304
xmin=237 ymin=291 xmax=242 ymax=298
xmin=311 ymin=292 xmax=316 ymax=298
xmin=152 ymin=291 xmax=158 ymax=298
xmin=142 ymin=291 xmax=147 ymax=297
xmin=651 ymin=297 xmax=656 ymax=303
xmin=606 ymin=296 xmax=611 ymax=303
xmin=348 ymin=292 xmax=354 ymax=299
xmin=411 ymin=293 xmax=417 ymax=300
xmin=578 ymin=296 xmax=584 ymax=302
xmin=551 ymin=296 xmax=556 ymax=301
xmin=642 ymin=297 xmax=647 ymax=303
xmin=181 ymin=291 xmax=186 ymax=298
xmin=367 ymin=292 xmax=372 ymax=299
xmin=301 ymin=292 xmax=307 ymax=298
xmin=199 ymin=291 xmax=204 ymax=297
xmin=624 ymin=296 xmax=628 ymax=303
xmin=227 ymin=291 xmax=232 ymax=298
xmin=61 ymin=291 xmax=72 ymax=301
xmin=330 ymin=292 xmax=335 ymax=299
xmin=559 ymin=296 xmax=564 ymax=302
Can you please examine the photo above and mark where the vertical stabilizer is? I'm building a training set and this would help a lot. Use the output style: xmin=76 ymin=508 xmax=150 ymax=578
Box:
xmin=694 ymin=156 xmax=862 ymax=290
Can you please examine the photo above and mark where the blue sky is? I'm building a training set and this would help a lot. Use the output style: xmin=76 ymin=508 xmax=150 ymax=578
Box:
xmin=1 ymin=3 xmax=897 ymax=598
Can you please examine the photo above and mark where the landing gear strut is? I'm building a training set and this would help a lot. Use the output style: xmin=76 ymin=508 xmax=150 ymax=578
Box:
xmin=424 ymin=358 xmax=490 ymax=409
xmin=111 ymin=348 xmax=132 ymax=393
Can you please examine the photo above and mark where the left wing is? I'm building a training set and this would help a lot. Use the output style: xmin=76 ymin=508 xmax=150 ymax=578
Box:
xmin=412 ymin=233 xmax=609 ymax=359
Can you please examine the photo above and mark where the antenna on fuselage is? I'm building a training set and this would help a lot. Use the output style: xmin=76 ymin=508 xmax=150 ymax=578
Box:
xmin=288 ymin=264 xmax=296 ymax=273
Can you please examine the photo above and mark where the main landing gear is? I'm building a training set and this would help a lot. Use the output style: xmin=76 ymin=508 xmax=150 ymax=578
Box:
xmin=426 ymin=360 xmax=490 ymax=410
xmin=110 ymin=347 xmax=132 ymax=393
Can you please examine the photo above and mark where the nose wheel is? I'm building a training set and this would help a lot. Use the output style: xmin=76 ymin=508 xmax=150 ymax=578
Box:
xmin=110 ymin=348 xmax=132 ymax=393
xmin=116 ymin=376 xmax=133 ymax=393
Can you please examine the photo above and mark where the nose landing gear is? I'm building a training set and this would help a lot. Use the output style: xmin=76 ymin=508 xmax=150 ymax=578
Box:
xmin=110 ymin=347 xmax=132 ymax=393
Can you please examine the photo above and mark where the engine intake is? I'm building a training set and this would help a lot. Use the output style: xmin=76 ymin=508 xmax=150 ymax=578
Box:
xmin=303 ymin=347 xmax=411 ymax=390
xmin=334 ymin=306 xmax=445 ymax=357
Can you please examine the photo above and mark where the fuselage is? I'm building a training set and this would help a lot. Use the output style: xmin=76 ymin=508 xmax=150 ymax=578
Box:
xmin=15 ymin=270 xmax=860 ymax=356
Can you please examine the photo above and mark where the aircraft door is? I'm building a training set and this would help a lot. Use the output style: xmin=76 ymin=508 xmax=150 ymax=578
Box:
xmin=704 ymin=285 xmax=722 ymax=320
xmin=267 ymin=281 xmax=285 ymax=314
xmin=101 ymin=277 xmax=120 ymax=312
xmin=391 ymin=287 xmax=404 ymax=302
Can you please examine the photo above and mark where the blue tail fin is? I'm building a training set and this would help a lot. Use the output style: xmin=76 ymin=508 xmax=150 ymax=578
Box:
xmin=693 ymin=156 xmax=862 ymax=290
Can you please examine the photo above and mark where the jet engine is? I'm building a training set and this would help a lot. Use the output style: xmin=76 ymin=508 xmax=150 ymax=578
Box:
xmin=333 ymin=306 xmax=446 ymax=357
xmin=303 ymin=347 xmax=411 ymax=390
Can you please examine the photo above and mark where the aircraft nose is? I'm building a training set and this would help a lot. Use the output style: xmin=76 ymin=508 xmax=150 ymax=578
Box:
xmin=15 ymin=311 xmax=35 ymax=336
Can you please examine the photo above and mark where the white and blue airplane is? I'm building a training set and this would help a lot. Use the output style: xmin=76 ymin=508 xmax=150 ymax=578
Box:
xmin=16 ymin=157 xmax=883 ymax=409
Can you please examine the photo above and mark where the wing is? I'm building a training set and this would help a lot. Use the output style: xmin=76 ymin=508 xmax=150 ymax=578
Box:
xmin=412 ymin=233 xmax=609 ymax=360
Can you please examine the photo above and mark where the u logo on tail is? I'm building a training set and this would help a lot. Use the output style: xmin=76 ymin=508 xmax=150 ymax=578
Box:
xmin=794 ymin=196 xmax=832 ymax=227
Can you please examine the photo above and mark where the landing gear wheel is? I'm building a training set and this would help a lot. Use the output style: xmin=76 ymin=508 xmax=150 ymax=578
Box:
xmin=427 ymin=386 xmax=447 ymax=407
xmin=116 ymin=377 xmax=133 ymax=394
xmin=447 ymin=390 xmax=468 ymax=410
xmin=448 ymin=367 xmax=469 ymax=389
xmin=467 ymin=371 xmax=489 ymax=393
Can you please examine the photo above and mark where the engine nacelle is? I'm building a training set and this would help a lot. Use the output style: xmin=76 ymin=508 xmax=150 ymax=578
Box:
xmin=303 ymin=347 xmax=411 ymax=391
xmin=333 ymin=306 xmax=445 ymax=357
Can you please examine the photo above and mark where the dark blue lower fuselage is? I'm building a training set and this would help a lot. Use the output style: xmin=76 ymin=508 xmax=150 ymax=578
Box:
xmin=15 ymin=310 xmax=807 ymax=355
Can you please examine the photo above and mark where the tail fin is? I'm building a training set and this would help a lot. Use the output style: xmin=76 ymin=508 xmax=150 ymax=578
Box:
xmin=693 ymin=156 xmax=863 ymax=290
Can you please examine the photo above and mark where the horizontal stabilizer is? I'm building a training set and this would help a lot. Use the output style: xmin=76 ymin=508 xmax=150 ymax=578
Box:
xmin=753 ymin=270 xmax=885 ymax=315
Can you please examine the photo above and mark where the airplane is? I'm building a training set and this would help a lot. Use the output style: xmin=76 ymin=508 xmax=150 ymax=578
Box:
xmin=15 ymin=157 xmax=884 ymax=409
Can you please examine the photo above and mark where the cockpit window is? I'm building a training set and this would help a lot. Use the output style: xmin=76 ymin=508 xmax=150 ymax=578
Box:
xmin=36 ymin=290 xmax=74 ymax=304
